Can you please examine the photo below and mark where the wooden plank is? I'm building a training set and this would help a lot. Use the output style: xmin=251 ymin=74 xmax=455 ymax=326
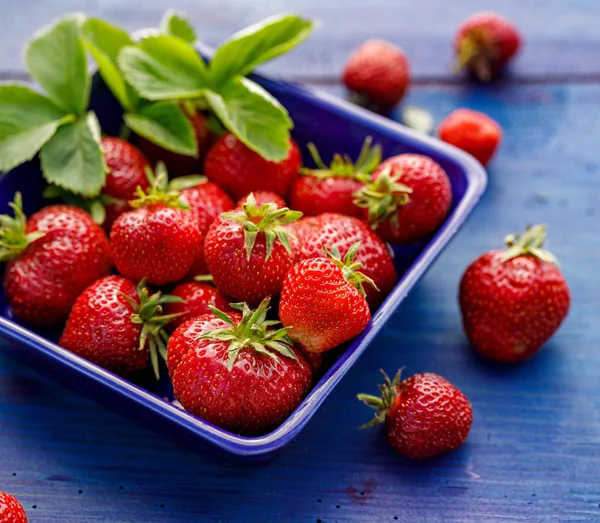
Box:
xmin=1 ymin=0 xmax=600 ymax=80
xmin=1 ymin=81 xmax=599 ymax=522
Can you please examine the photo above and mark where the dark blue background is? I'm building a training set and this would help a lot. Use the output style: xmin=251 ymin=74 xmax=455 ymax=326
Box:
xmin=1 ymin=1 xmax=599 ymax=521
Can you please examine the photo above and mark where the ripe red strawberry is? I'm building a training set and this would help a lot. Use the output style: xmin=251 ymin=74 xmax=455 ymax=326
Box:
xmin=60 ymin=276 xmax=182 ymax=378
xmin=342 ymin=39 xmax=411 ymax=113
xmin=358 ymin=370 xmax=473 ymax=460
xmin=0 ymin=194 xmax=111 ymax=326
xmin=236 ymin=191 xmax=286 ymax=209
xmin=459 ymin=225 xmax=570 ymax=363
xmin=355 ymin=154 xmax=452 ymax=244
xmin=298 ymin=213 xmax=397 ymax=307
xmin=100 ymin=137 xmax=151 ymax=231
xmin=290 ymin=138 xmax=380 ymax=217
xmin=204 ymin=195 xmax=301 ymax=306
xmin=286 ymin=216 xmax=320 ymax=249
xmin=169 ymin=298 xmax=312 ymax=435
xmin=454 ymin=12 xmax=521 ymax=82
xmin=164 ymin=282 xmax=233 ymax=331
xmin=138 ymin=109 xmax=212 ymax=177
xmin=0 ymin=490 xmax=28 ymax=523
xmin=279 ymin=242 xmax=372 ymax=353
xmin=204 ymin=133 xmax=301 ymax=200
xmin=110 ymin=177 xmax=203 ymax=286
xmin=439 ymin=109 xmax=502 ymax=167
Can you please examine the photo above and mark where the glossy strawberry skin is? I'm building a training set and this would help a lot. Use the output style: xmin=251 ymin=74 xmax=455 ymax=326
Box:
xmin=110 ymin=205 xmax=202 ymax=286
xmin=367 ymin=155 xmax=452 ymax=244
xmin=279 ymin=257 xmax=371 ymax=353
xmin=290 ymin=176 xmax=364 ymax=217
xmin=59 ymin=276 xmax=148 ymax=376
xmin=100 ymin=137 xmax=151 ymax=231
xmin=169 ymin=314 xmax=312 ymax=436
xmin=138 ymin=110 xmax=212 ymax=177
xmin=439 ymin=109 xmax=502 ymax=166
xmin=4 ymin=205 xmax=112 ymax=326
xmin=236 ymin=191 xmax=286 ymax=209
xmin=286 ymin=216 xmax=320 ymax=251
xmin=387 ymin=373 xmax=473 ymax=460
xmin=164 ymin=282 xmax=233 ymax=331
xmin=455 ymin=12 xmax=521 ymax=81
xmin=459 ymin=251 xmax=570 ymax=363
xmin=298 ymin=213 xmax=397 ymax=307
xmin=0 ymin=490 xmax=28 ymax=523
xmin=204 ymin=216 xmax=299 ymax=306
xmin=204 ymin=133 xmax=301 ymax=200
xmin=343 ymin=39 xmax=411 ymax=113
xmin=180 ymin=182 xmax=235 ymax=277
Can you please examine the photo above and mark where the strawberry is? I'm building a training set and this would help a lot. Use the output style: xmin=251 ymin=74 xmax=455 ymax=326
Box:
xmin=286 ymin=216 xmax=320 ymax=250
xmin=101 ymin=137 xmax=151 ymax=231
xmin=110 ymin=173 xmax=203 ymax=286
xmin=298 ymin=213 xmax=397 ymax=307
xmin=236 ymin=191 xmax=286 ymax=209
xmin=204 ymin=194 xmax=301 ymax=306
xmin=0 ymin=490 xmax=28 ymax=523
xmin=290 ymin=138 xmax=380 ymax=217
xmin=355 ymin=154 xmax=452 ymax=244
xmin=342 ymin=39 xmax=411 ymax=113
xmin=204 ymin=133 xmax=301 ymax=200
xmin=169 ymin=298 xmax=312 ymax=435
xmin=439 ymin=109 xmax=502 ymax=167
xmin=60 ymin=276 xmax=181 ymax=378
xmin=279 ymin=242 xmax=373 ymax=353
xmin=454 ymin=12 xmax=521 ymax=82
xmin=164 ymin=282 xmax=233 ymax=331
xmin=358 ymin=370 xmax=473 ymax=460
xmin=137 ymin=109 xmax=212 ymax=177
xmin=0 ymin=194 xmax=112 ymax=326
xmin=459 ymin=225 xmax=570 ymax=363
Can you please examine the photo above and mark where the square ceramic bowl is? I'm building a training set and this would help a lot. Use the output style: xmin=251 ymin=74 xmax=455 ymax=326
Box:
xmin=0 ymin=67 xmax=486 ymax=463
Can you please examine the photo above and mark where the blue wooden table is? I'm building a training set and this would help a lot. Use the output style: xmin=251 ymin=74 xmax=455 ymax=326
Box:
xmin=1 ymin=1 xmax=599 ymax=521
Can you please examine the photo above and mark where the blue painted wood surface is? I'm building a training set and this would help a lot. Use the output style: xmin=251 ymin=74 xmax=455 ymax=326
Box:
xmin=1 ymin=2 xmax=600 ymax=522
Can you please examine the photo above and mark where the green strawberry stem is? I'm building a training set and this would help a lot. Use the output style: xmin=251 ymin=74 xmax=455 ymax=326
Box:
xmin=324 ymin=241 xmax=378 ymax=297
xmin=501 ymin=224 xmax=560 ymax=266
xmin=193 ymin=274 xmax=214 ymax=282
xmin=454 ymin=29 xmax=492 ymax=82
xmin=201 ymin=297 xmax=298 ymax=371
xmin=122 ymin=279 xmax=185 ymax=380
xmin=357 ymin=368 xmax=404 ymax=429
xmin=300 ymin=136 xmax=381 ymax=182
xmin=353 ymin=165 xmax=413 ymax=230
xmin=129 ymin=164 xmax=190 ymax=210
xmin=0 ymin=193 xmax=45 ymax=262
xmin=221 ymin=193 xmax=302 ymax=261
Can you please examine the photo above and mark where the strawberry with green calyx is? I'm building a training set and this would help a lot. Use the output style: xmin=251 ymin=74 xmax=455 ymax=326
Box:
xmin=459 ymin=224 xmax=570 ymax=363
xmin=205 ymin=194 xmax=302 ymax=306
xmin=110 ymin=170 xmax=203 ymax=286
xmin=118 ymin=13 xmax=315 ymax=163
xmin=358 ymin=370 xmax=473 ymax=460
xmin=236 ymin=191 xmax=286 ymax=209
xmin=60 ymin=276 xmax=184 ymax=379
xmin=355 ymin=154 xmax=452 ymax=244
xmin=279 ymin=241 xmax=374 ymax=353
xmin=1 ymin=193 xmax=112 ymax=326
xmin=290 ymin=137 xmax=381 ymax=217
xmin=169 ymin=297 xmax=312 ymax=435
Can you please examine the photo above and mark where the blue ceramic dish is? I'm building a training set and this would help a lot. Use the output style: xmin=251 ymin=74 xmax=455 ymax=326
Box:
xmin=0 ymin=68 xmax=486 ymax=463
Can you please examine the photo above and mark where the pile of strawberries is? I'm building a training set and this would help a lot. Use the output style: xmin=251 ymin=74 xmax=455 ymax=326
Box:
xmin=0 ymin=8 xmax=573 ymax=498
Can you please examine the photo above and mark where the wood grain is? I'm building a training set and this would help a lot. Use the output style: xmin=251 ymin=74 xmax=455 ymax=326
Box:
xmin=1 ymin=77 xmax=600 ymax=521
xmin=1 ymin=0 xmax=600 ymax=80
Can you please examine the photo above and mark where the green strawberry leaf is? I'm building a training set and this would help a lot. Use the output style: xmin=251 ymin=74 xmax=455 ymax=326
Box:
xmin=160 ymin=10 xmax=197 ymax=43
xmin=25 ymin=14 xmax=90 ymax=115
xmin=0 ymin=84 xmax=73 ymax=172
xmin=40 ymin=112 xmax=106 ymax=197
xmin=118 ymin=35 xmax=208 ymax=100
xmin=124 ymin=101 xmax=197 ymax=156
xmin=205 ymin=77 xmax=292 ymax=162
xmin=209 ymin=14 xmax=314 ymax=88
xmin=83 ymin=17 xmax=138 ymax=111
